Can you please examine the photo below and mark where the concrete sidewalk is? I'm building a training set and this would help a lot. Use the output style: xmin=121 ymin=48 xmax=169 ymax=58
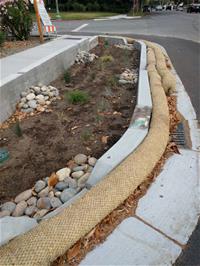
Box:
xmin=0 ymin=36 xmax=90 ymax=81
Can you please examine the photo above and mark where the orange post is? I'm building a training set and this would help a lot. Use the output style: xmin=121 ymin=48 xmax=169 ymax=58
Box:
xmin=33 ymin=0 xmax=44 ymax=43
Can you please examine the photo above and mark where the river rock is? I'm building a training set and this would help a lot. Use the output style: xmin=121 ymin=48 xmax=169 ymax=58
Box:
xmin=71 ymin=170 xmax=84 ymax=179
xmin=1 ymin=202 xmax=16 ymax=214
xmin=50 ymin=197 xmax=62 ymax=208
xmin=74 ymin=154 xmax=87 ymax=165
xmin=87 ymin=166 xmax=94 ymax=173
xmin=27 ymin=196 xmax=37 ymax=206
xmin=55 ymin=181 xmax=68 ymax=191
xmin=78 ymin=173 xmax=90 ymax=188
xmin=33 ymin=209 xmax=48 ymax=219
xmin=88 ymin=157 xmax=97 ymax=166
xmin=21 ymin=91 xmax=27 ymax=97
xmin=15 ymin=189 xmax=32 ymax=203
xmin=26 ymin=93 xmax=36 ymax=101
xmin=12 ymin=201 xmax=27 ymax=217
xmin=67 ymin=177 xmax=78 ymax=189
xmin=72 ymin=165 xmax=88 ymax=172
xmin=0 ymin=210 xmax=10 ymax=218
xmin=37 ymin=197 xmax=51 ymax=210
xmin=0 ymin=216 xmax=38 ymax=246
xmin=34 ymin=180 xmax=46 ymax=193
xmin=38 ymin=186 xmax=49 ymax=197
xmin=22 ymin=108 xmax=33 ymax=113
xmin=48 ymin=191 xmax=54 ymax=198
xmin=25 ymin=206 xmax=38 ymax=216
xmin=41 ymin=86 xmax=47 ymax=92
xmin=28 ymin=100 xmax=37 ymax=109
xmin=60 ymin=188 xmax=77 ymax=203
xmin=33 ymin=86 xmax=41 ymax=94
xmin=35 ymin=94 xmax=45 ymax=101
xmin=55 ymin=191 xmax=61 ymax=197
xmin=56 ymin=167 xmax=71 ymax=181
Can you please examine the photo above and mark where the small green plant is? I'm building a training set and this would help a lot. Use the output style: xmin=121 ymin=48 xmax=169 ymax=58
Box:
xmin=0 ymin=31 xmax=5 ymax=47
xmin=95 ymin=113 xmax=104 ymax=124
xmin=81 ymin=129 xmax=92 ymax=142
xmin=67 ymin=90 xmax=89 ymax=104
xmin=107 ymin=76 xmax=118 ymax=87
xmin=64 ymin=71 xmax=71 ymax=83
xmin=13 ymin=120 xmax=23 ymax=137
xmin=104 ymin=39 xmax=109 ymax=48
xmin=100 ymin=55 xmax=114 ymax=63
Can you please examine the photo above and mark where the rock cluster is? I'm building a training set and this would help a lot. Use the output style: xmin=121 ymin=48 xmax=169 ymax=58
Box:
xmin=119 ymin=68 xmax=138 ymax=85
xmin=17 ymin=84 xmax=59 ymax=113
xmin=115 ymin=44 xmax=134 ymax=51
xmin=75 ymin=50 xmax=98 ymax=64
xmin=0 ymin=154 xmax=97 ymax=220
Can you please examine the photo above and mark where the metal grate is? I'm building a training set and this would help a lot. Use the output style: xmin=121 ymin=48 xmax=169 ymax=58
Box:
xmin=170 ymin=122 xmax=186 ymax=146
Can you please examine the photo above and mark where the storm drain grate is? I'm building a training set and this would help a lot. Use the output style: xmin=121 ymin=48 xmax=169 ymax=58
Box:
xmin=170 ymin=122 xmax=186 ymax=147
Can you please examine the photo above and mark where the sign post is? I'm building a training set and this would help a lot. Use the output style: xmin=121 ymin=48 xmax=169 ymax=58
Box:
xmin=32 ymin=0 xmax=56 ymax=43
xmin=33 ymin=0 xmax=44 ymax=43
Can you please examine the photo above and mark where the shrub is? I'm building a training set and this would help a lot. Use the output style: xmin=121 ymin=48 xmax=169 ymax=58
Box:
xmin=0 ymin=0 xmax=33 ymax=40
xmin=66 ymin=90 xmax=89 ymax=104
xmin=72 ymin=2 xmax=86 ymax=12
xmin=100 ymin=55 xmax=114 ymax=63
xmin=0 ymin=31 xmax=6 ymax=47
xmin=64 ymin=71 xmax=71 ymax=83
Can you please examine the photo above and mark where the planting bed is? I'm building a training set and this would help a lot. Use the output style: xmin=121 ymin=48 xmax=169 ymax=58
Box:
xmin=0 ymin=37 xmax=48 ymax=58
xmin=0 ymin=43 xmax=140 ymax=215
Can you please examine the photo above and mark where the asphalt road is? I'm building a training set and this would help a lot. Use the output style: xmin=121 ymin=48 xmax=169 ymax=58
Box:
xmin=54 ymin=11 xmax=200 ymax=264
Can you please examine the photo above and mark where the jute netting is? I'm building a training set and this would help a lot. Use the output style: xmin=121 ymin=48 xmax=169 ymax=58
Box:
xmin=0 ymin=41 xmax=170 ymax=265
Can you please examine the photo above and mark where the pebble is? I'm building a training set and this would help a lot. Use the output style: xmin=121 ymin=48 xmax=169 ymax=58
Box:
xmin=50 ymin=197 xmax=62 ymax=208
xmin=46 ymin=101 xmax=51 ymax=105
xmin=41 ymin=86 xmax=47 ymax=92
xmin=0 ymin=210 xmax=10 ymax=218
xmin=55 ymin=181 xmax=68 ymax=191
xmin=56 ymin=167 xmax=71 ymax=181
xmin=38 ymin=186 xmax=49 ymax=198
xmin=72 ymin=165 xmax=88 ymax=172
xmin=55 ymin=191 xmax=61 ymax=197
xmin=33 ymin=87 xmax=41 ymax=94
xmin=27 ymin=197 xmax=37 ymax=206
xmin=25 ymin=206 xmax=38 ymax=216
xmin=36 ymin=106 xmax=45 ymax=112
xmin=33 ymin=209 xmax=48 ymax=219
xmin=48 ymin=191 xmax=54 ymax=198
xmin=21 ymin=91 xmax=27 ymax=97
xmin=71 ymin=170 xmax=84 ymax=179
xmin=28 ymin=100 xmax=37 ymax=109
xmin=67 ymin=177 xmax=78 ymax=189
xmin=35 ymin=94 xmax=45 ymax=101
xmin=22 ymin=103 xmax=29 ymax=109
xmin=26 ymin=93 xmax=36 ymax=101
xmin=22 ymin=108 xmax=33 ymax=113
xmin=37 ymin=197 xmax=51 ymax=210
xmin=34 ymin=180 xmax=46 ymax=193
xmin=15 ymin=189 xmax=32 ymax=203
xmin=74 ymin=154 xmax=88 ymax=165
xmin=88 ymin=157 xmax=97 ymax=167
xmin=12 ymin=201 xmax=27 ymax=217
xmin=78 ymin=173 xmax=90 ymax=188
xmin=87 ymin=166 xmax=94 ymax=173
xmin=60 ymin=188 xmax=77 ymax=203
xmin=1 ymin=202 xmax=16 ymax=214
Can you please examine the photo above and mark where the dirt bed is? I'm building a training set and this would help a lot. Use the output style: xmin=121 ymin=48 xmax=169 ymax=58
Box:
xmin=0 ymin=44 xmax=140 ymax=204
xmin=0 ymin=37 xmax=48 ymax=58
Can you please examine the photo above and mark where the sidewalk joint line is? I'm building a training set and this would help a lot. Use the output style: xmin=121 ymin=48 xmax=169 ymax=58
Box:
xmin=134 ymin=214 xmax=186 ymax=249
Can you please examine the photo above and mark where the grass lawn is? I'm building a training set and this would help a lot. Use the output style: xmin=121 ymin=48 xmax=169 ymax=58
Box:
xmin=32 ymin=12 xmax=119 ymax=20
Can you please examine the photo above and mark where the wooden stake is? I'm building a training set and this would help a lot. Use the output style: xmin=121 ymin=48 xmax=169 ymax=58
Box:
xmin=34 ymin=0 xmax=44 ymax=43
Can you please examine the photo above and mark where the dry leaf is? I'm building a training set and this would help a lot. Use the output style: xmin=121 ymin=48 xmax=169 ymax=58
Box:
xmin=48 ymin=172 xmax=59 ymax=187
xmin=168 ymin=142 xmax=181 ymax=154
xmin=67 ymin=241 xmax=81 ymax=261
xmin=101 ymin=136 xmax=109 ymax=144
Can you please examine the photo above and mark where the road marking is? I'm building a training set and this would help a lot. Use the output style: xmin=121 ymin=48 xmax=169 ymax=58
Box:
xmin=72 ymin=23 xmax=88 ymax=32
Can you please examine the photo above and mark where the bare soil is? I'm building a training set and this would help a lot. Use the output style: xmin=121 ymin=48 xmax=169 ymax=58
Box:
xmin=0 ymin=37 xmax=48 ymax=58
xmin=0 ymin=44 xmax=140 ymax=204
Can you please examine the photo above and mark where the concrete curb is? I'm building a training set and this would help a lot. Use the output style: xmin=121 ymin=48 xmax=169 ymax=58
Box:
xmin=0 ymin=38 xmax=169 ymax=265
xmin=87 ymin=38 xmax=152 ymax=187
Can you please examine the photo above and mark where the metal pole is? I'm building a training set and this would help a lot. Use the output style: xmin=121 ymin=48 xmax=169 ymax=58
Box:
xmin=55 ymin=0 xmax=61 ymax=19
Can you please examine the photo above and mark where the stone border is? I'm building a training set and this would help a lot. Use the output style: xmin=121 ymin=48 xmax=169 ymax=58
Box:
xmin=0 ymin=37 xmax=170 ymax=265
